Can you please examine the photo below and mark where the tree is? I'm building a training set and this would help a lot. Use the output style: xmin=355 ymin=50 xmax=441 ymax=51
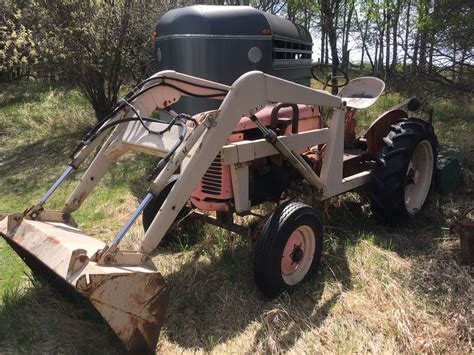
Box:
xmin=1 ymin=0 xmax=168 ymax=120
xmin=319 ymin=0 xmax=340 ymax=93
xmin=0 ymin=0 xmax=39 ymax=80
xmin=38 ymin=0 xmax=170 ymax=120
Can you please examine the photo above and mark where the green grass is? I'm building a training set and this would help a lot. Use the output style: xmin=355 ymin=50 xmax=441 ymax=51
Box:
xmin=0 ymin=80 xmax=156 ymax=236
xmin=0 ymin=78 xmax=472 ymax=353
xmin=0 ymin=240 xmax=27 ymax=298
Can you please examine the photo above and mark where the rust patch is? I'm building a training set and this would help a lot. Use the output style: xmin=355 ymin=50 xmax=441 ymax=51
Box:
xmin=12 ymin=233 xmax=26 ymax=243
xmin=366 ymin=109 xmax=407 ymax=155
xmin=76 ymin=190 xmax=89 ymax=206
xmin=78 ymin=254 xmax=88 ymax=263
xmin=44 ymin=235 xmax=60 ymax=245
xmin=78 ymin=272 xmax=169 ymax=353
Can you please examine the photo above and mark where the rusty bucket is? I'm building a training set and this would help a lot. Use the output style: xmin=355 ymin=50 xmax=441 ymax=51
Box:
xmin=0 ymin=213 xmax=169 ymax=353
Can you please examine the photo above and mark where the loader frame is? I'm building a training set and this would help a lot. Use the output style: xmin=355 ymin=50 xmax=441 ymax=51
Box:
xmin=28 ymin=70 xmax=373 ymax=257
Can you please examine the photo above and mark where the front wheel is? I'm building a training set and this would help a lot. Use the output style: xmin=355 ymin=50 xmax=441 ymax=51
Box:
xmin=370 ymin=118 xmax=437 ymax=226
xmin=254 ymin=202 xmax=324 ymax=298
xmin=142 ymin=174 xmax=191 ymax=242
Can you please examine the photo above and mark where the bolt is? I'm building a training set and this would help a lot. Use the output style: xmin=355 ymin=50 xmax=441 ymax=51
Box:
xmin=104 ymin=255 xmax=115 ymax=264
xmin=78 ymin=254 xmax=88 ymax=263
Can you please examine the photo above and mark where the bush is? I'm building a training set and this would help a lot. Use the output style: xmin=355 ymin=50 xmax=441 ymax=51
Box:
xmin=1 ymin=0 xmax=167 ymax=120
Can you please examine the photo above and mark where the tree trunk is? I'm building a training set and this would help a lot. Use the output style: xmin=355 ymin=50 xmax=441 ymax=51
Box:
xmin=385 ymin=3 xmax=391 ymax=76
xmin=325 ymin=34 xmax=329 ymax=63
xmin=321 ymin=26 xmax=326 ymax=63
xmin=342 ymin=0 xmax=353 ymax=72
xmin=402 ymin=0 xmax=411 ymax=77
xmin=452 ymin=46 xmax=457 ymax=80
xmin=412 ymin=31 xmax=419 ymax=74
xmin=320 ymin=0 xmax=340 ymax=94
xmin=391 ymin=0 xmax=401 ymax=74
xmin=341 ymin=0 xmax=347 ymax=61
xmin=360 ymin=18 xmax=367 ymax=69
xmin=374 ymin=39 xmax=379 ymax=74
xmin=355 ymin=9 xmax=373 ymax=70
xmin=428 ymin=44 xmax=434 ymax=73
xmin=459 ymin=48 xmax=467 ymax=81
xmin=418 ymin=0 xmax=430 ymax=72
xmin=378 ymin=13 xmax=385 ymax=76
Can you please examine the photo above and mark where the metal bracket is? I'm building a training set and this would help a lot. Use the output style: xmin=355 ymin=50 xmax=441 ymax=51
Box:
xmin=1 ymin=213 xmax=23 ymax=238
xmin=66 ymin=248 xmax=89 ymax=280
xmin=93 ymin=245 xmax=156 ymax=269
xmin=203 ymin=110 xmax=220 ymax=128
xmin=25 ymin=209 xmax=78 ymax=227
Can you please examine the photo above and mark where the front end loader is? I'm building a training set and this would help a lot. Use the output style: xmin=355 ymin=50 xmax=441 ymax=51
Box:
xmin=1 ymin=68 xmax=437 ymax=351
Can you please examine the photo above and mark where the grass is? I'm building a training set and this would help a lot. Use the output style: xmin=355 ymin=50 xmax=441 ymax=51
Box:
xmin=0 ymin=241 xmax=27 ymax=297
xmin=0 ymin=78 xmax=473 ymax=353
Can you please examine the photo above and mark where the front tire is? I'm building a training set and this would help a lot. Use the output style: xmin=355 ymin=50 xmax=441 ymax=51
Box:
xmin=142 ymin=174 xmax=190 ymax=241
xmin=370 ymin=118 xmax=437 ymax=226
xmin=254 ymin=202 xmax=324 ymax=298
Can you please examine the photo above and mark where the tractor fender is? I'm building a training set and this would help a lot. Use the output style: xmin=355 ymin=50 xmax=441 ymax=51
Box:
xmin=365 ymin=109 xmax=408 ymax=155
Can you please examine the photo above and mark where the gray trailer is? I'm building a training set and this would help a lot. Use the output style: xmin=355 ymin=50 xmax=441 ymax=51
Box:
xmin=154 ymin=5 xmax=313 ymax=113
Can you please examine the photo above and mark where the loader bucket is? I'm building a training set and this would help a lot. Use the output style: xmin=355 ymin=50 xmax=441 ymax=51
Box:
xmin=0 ymin=214 xmax=169 ymax=353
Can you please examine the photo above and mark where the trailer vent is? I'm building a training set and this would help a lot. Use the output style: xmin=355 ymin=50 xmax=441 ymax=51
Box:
xmin=273 ymin=39 xmax=312 ymax=60
xmin=201 ymin=154 xmax=223 ymax=196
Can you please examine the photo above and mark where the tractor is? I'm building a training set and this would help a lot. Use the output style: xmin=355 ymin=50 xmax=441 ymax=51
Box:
xmin=0 ymin=5 xmax=437 ymax=353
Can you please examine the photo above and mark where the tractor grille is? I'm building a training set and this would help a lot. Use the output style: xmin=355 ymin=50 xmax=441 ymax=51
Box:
xmin=201 ymin=154 xmax=223 ymax=196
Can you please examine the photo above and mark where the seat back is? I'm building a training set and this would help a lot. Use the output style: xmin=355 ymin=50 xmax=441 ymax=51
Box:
xmin=338 ymin=77 xmax=385 ymax=109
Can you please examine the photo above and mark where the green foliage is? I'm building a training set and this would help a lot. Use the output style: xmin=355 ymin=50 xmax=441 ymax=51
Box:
xmin=1 ymin=0 xmax=166 ymax=119
xmin=0 ymin=1 xmax=38 ymax=74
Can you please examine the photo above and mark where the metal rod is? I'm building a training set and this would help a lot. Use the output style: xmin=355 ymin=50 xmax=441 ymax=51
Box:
xmin=250 ymin=116 xmax=325 ymax=192
xmin=191 ymin=211 xmax=250 ymax=238
xmin=38 ymin=165 xmax=75 ymax=205
xmin=111 ymin=192 xmax=154 ymax=247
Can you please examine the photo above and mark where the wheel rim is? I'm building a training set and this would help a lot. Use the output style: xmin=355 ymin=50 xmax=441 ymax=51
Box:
xmin=281 ymin=225 xmax=316 ymax=285
xmin=405 ymin=140 xmax=434 ymax=215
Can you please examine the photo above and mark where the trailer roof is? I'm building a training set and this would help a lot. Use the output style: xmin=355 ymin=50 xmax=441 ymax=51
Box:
xmin=155 ymin=5 xmax=312 ymax=44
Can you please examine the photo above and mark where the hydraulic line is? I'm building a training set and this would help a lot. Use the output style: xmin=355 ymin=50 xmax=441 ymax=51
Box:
xmin=70 ymin=80 xmax=226 ymax=159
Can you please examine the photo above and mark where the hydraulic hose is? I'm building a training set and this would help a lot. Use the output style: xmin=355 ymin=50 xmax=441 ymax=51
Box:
xmin=69 ymin=79 xmax=227 ymax=160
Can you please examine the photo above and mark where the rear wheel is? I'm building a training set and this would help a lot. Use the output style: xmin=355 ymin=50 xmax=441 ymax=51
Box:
xmin=370 ymin=118 xmax=437 ymax=226
xmin=254 ymin=202 xmax=323 ymax=298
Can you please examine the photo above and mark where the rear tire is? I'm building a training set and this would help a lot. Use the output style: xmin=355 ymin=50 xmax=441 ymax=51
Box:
xmin=254 ymin=202 xmax=323 ymax=298
xmin=370 ymin=118 xmax=437 ymax=226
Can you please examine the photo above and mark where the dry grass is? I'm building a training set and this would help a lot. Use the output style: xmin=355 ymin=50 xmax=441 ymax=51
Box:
xmin=0 ymin=80 xmax=473 ymax=353
xmin=0 ymin=282 xmax=124 ymax=354
xmin=147 ymin=215 xmax=472 ymax=354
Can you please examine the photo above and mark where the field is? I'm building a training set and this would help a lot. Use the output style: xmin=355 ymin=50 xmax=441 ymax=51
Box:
xmin=0 ymin=79 xmax=472 ymax=353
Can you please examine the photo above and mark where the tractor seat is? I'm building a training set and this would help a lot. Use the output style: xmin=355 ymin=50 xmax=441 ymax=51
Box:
xmin=338 ymin=77 xmax=385 ymax=109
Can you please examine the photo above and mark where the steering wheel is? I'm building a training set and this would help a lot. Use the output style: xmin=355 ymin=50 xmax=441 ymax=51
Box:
xmin=311 ymin=64 xmax=349 ymax=89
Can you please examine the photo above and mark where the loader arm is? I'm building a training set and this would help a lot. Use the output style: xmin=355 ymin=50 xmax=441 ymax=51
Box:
xmin=0 ymin=71 xmax=231 ymax=352
xmin=62 ymin=71 xmax=229 ymax=214
xmin=140 ymin=71 xmax=343 ymax=253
